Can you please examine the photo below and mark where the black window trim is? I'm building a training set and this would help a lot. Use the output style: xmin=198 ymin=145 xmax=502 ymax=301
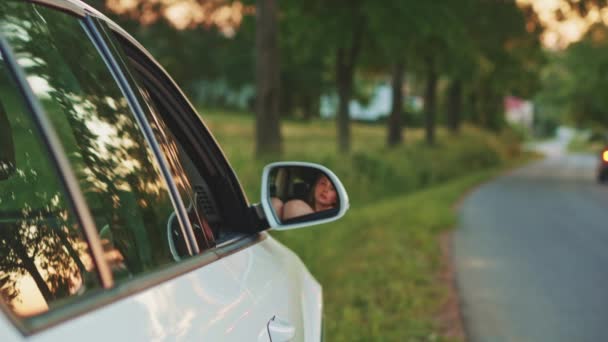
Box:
xmin=113 ymin=34 xmax=250 ymax=207
xmin=104 ymin=21 xmax=252 ymax=208
xmin=107 ymin=27 xmax=265 ymax=234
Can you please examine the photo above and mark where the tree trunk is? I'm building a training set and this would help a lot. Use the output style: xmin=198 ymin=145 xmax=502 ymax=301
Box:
xmin=301 ymin=93 xmax=315 ymax=121
xmin=255 ymin=0 xmax=282 ymax=157
xmin=280 ymin=88 xmax=294 ymax=118
xmin=335 ymin=23 xmax=364 ymax=153
xmin=13 ymin=237 xmax=54 ymax=303
xmin=447 ymin=79 xmax=462 ymax=134
xmin=424 ymin=56 xmax=438 ymax=146
xmin=476 ymin=79 xmax=500 ymax=130
xmin=469 ymin=89 xmax=479 ymax=124
xmin=54 ymin=227 xmax=87 ymax=277
xmin=387 ymin=61 xmax=405 ymax=147
xmin=22 ymin=255 xmax=54 ymax=303
xmin=483 ymin=90 xmax=503 ymax=131
xmin=336 ymin=47 xmax=352 ymax=153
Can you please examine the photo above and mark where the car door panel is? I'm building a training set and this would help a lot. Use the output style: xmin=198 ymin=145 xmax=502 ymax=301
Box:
xmin=31 ymin=258 xmax=255 ymax=341
xmin=0 ymin=313 xmax=22 ymax=341
xmin=0 ymin=2 xmax=325 ymax=341
xmin=221 ymin=235 xmax=322 ymax=342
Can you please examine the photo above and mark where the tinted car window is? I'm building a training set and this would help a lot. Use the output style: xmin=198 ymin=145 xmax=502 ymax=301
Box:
xmin=1 ymin=2 xmax=189 ymax=281
xmin=131 ymin=85 xmax=217 ymax=251
xmin=107 ymin=33 xmax=259 ymax=238
xmin=0 ymin=56 xmax=101 ymax=318
xmin=93 ymin=22 xmax=221 ymax=253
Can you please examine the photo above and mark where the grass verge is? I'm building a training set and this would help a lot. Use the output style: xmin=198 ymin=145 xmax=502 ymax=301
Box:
xmin=272 ymin=163 xmax=526 ymax=342
xmin=198 ymin=109 xmax=531 ymax=341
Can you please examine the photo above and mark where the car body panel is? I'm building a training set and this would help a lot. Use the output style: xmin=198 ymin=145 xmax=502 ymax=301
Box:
xmin=0 ymin=1 xmax=327 ymax=340
xmin=0 ymin=236 xmax=320 ymax=341
xmin=222 ymin=236 xmax=322 ymax=342
xmin=29 ymin=259 xmax=250 ymax=341
xmin=0 ymin=314 xmax=22 ymax=341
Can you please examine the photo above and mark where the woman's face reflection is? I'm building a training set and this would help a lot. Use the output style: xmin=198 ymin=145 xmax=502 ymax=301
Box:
xmin=313 ymin=175 xmax=337 ymax=210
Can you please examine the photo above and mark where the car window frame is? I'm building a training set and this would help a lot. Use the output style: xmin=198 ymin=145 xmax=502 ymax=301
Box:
xmin=0 ymin=3 xmax=202 ymax=335
xmin=0 ymin=1 xmax=268 ymax=336
xmin=0 ymin=12 xmax=114 ymax=336
xmin=100 ymin=21 xmax=266 ymax=237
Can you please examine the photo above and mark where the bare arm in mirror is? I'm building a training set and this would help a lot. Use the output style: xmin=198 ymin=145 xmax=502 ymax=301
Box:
xmin=283 ymin=199 xmax=314 ymax=220
xmin=271 ymin=197 xmax=284 ymax=220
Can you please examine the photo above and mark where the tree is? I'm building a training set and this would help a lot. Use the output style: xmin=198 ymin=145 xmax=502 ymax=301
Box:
xmin=334 ymin=10 xmax=365 ymax=152
xmin=362 ymin=0 xmax=425 ymax=147
xmin=415 ymin=1 xmax=467 ymax=145
xmin=255 ymin=0 xmax=282 ymax=156
xmin=283 ymin=0 xmax=368 ymax=153
xmin=462 ymin=0 xmax=544 ymax=131
xmin=279 ymin=6 xmax=330 ymax=121
xmin=562 ymin=0 xmax=608 ymax=17
xmin=423 ymin=53 xmax=439 ymax=145
xmin=544 ymin=24 xmax=608 ymax=128
xmin=91 ymin=1 xmax=278 ymax=154
xmin=387 ymin=61 xmax=405 ymax=146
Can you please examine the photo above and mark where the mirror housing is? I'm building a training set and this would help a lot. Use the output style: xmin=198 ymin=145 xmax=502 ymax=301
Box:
xmin=260 ymin=162 xmax=349 ymax=230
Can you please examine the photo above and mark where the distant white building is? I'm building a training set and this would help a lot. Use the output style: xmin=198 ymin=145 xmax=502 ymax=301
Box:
xmin=504 ymin=96 xmax=534 ymax=130
xmin=320 ymin=83 xmax=423 ymax=121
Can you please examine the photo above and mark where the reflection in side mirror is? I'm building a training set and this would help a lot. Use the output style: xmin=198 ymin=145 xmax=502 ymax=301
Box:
xmin=0 ymin=102 xmax=16 ymax=180
xmin=261 ymin=162 xmax=349 ymax=230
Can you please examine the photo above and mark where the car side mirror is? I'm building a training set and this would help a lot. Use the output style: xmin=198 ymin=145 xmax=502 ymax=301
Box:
xmin=260 ymin=162 xmax=349 ymax=230
xmin=0 ymin=102 xmax=16 ymax=180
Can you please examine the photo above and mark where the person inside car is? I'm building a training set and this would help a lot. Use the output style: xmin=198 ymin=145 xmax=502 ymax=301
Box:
xmin=282 ymin=173 xmax=338 ymax=221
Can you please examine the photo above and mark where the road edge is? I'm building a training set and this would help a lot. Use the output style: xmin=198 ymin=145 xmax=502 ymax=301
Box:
xmin=437 ymin=154 xmax=540 ymax=341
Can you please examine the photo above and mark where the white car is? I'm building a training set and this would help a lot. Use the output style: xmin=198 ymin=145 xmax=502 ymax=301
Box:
xmin=0 ymin=1 xmax=349 ymax=341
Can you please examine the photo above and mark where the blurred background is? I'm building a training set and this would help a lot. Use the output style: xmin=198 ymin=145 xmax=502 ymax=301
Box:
xmin=86 ymin=0 xmax=608 ymax=340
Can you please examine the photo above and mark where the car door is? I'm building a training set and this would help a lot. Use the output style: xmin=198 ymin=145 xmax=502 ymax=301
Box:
xmin=0 ymin=2 xmax=266 ymax=341
xmin=101 ymin=21 xmax=322 ymax=342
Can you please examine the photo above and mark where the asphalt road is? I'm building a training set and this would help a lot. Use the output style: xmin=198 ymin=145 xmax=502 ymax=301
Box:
xmin=454 ymin=153 xmax=608 ymax=342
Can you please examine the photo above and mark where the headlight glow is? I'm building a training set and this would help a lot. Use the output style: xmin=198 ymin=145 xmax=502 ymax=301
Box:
xmin=603 ymin=150 xmax=608 ymax=162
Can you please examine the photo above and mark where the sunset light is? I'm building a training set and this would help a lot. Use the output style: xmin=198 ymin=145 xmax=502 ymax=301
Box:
xmin=105 ymin=0 xmax=253 ymax=36
xmin=518 ymin=0 xmax=608 ymax=48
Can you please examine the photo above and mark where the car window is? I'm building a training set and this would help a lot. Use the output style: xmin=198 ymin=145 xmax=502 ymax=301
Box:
xmin=105 ymin=32 xmax=258 ymax=240
xmin=0 ymin=56 xmax=102 ymax=318
xmin=0 ymin=2 xmax=191 ymax=282
xmin=89 ymin=22 xmax=227 ymax=251
xmin=130 ymin=84 xmax=218 ymax=249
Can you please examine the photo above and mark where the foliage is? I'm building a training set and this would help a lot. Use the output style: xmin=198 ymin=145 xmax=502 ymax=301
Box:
xmin=200 ymin=109 xmax=522 ymax=206
xmin=92 ymin=0 xmax=546 ymax=143
xmin=276 ymin=169 xmax=511 ymax=341
xmin=463 ymin=1 xmax=544 ymax=130
xmin=537 ymin=24 xmax=608 ymax=129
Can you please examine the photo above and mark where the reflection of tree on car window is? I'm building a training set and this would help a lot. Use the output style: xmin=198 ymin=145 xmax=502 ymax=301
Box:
xmin=282 ymin=174 xmax=337 ymax=221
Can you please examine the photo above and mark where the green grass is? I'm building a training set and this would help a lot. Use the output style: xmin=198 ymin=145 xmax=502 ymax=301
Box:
xmin=200 ymin=110 xmax=522 ymax=204
xmin=275 ymin=167 xmax=510 ymax=342
xmin=198 ymin=109 xmax=529 ymax=341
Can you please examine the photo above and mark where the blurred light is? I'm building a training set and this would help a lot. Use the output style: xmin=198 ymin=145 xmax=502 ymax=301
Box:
xmin=105 ymin=0 xmax=251 ymax=35
xmin=517 ymin=0 xmax=600 ymax=49
xmin=602 ymin=150 xmax=608 ymax=162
